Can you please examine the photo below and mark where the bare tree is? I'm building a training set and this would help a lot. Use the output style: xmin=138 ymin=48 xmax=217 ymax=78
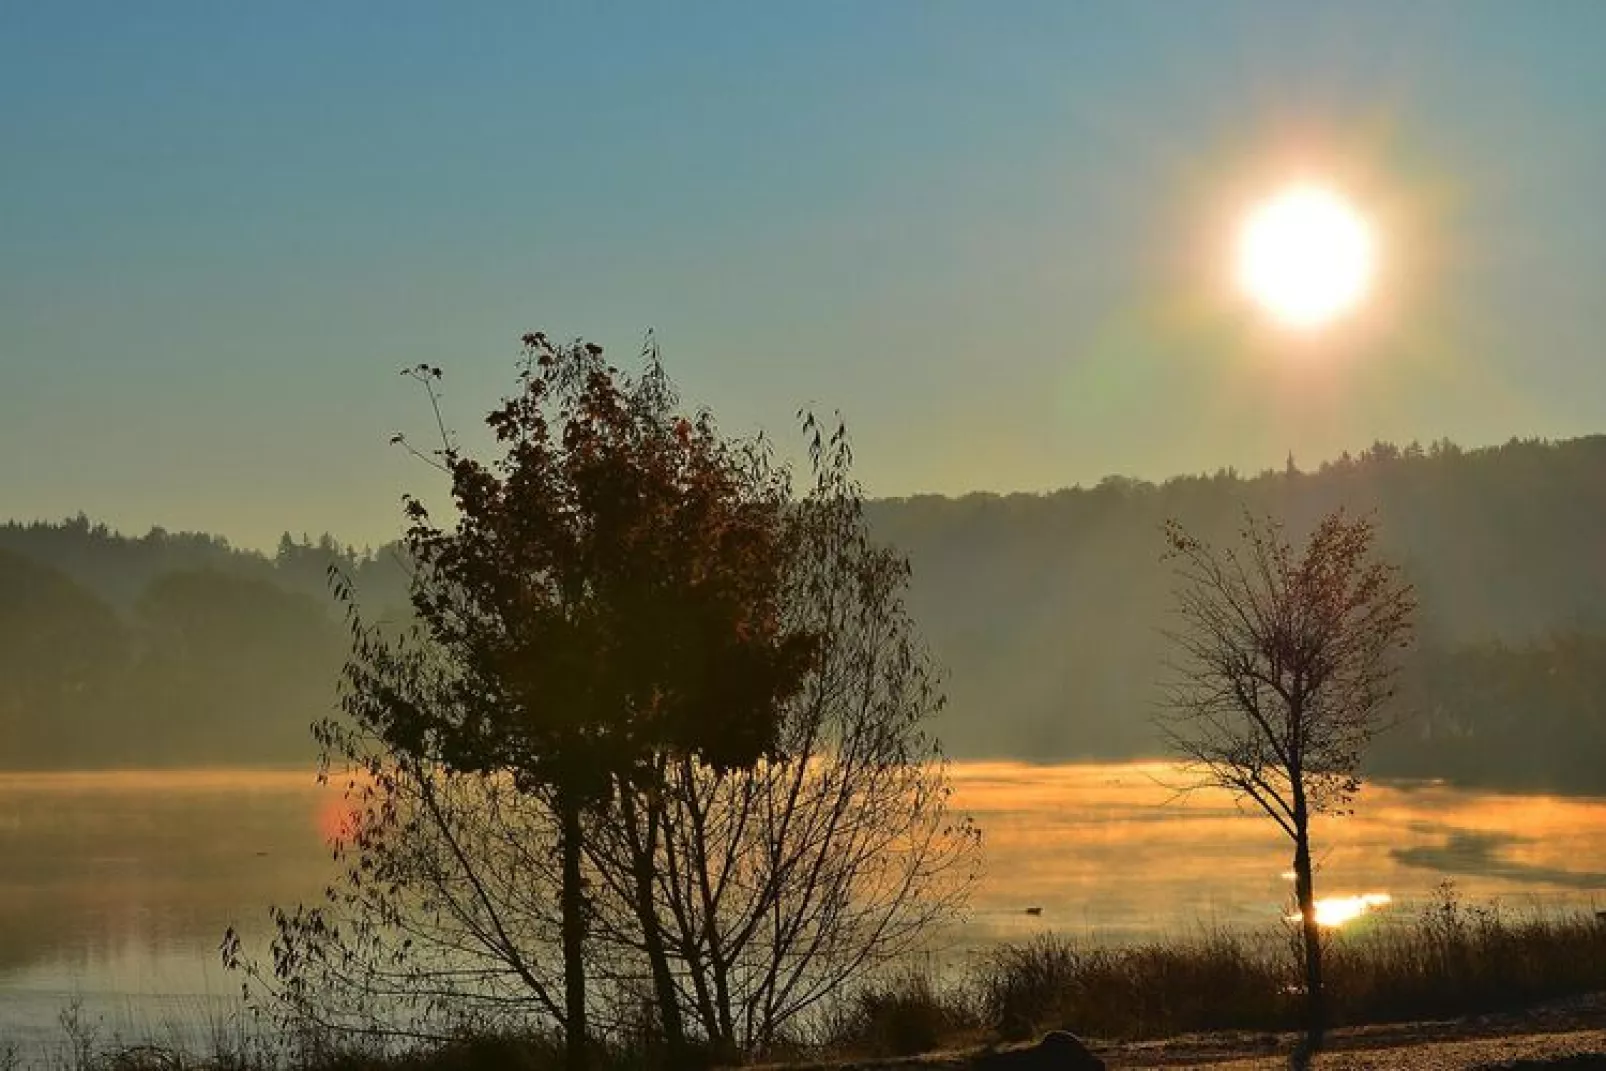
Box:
xmin=588 ymin=418 xmax=981 ymax=1058
xmin=1159 ymin=509 xmax=1414 ymax=1050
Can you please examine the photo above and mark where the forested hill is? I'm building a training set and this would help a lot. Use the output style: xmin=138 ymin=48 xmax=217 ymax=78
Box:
xmin=871 ymin=435 xmax=1606 ymax=791
xmin=3 ymin=434 xmax=1605 ymax=791
xmin=0 ymin=523 xmax=407 ymax=767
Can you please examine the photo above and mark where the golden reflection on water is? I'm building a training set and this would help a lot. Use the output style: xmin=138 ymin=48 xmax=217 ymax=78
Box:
xmin=0 ymin=762 xmax=1603 ymax=991
xmin=948 ymin=762 xmax=1606 ymax=944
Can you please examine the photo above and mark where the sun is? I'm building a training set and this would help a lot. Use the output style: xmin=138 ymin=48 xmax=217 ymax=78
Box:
xmin=1235 ymin=184 xmax=1376 ymax=329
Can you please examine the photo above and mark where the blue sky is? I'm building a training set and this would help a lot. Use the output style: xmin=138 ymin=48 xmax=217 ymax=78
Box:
xmin=5 ymin=2 xmax=1606 ymax=549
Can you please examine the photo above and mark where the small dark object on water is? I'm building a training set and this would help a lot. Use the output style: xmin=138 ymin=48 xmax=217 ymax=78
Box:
xmin=1024 ymin=906 xmax=1043 ymax=916
xmin=1595 ymin=910 xmax=1606 ymax=924
xmin=971 ymin=1030 xmax=1104 ymax=1069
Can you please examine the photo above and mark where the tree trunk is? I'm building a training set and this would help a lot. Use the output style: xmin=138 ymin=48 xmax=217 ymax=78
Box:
xmin=1291 ymin=816 xmax=1325 ymax=1050
xmin=709 ymin=949 xmax=736 ymax=1059
xmin=659 ymin=810 xmax=722 ymax=1045
xmin=560 ymin=787 xmax=589 ymax=1071
xmin=681 ymin=760 xmax=738 ymax=1056
xmin=619 ymin=788 xmax=690 ymax=1066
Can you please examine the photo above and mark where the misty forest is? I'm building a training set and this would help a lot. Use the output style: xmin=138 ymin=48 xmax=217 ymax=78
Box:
xmin=6 ymin=434 xmax=1604 ymax=793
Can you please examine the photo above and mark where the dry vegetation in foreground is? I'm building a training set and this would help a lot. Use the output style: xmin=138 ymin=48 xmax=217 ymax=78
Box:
xmin=958 ymin=898 xmax=1606 ymax=1049
xmin=15 ymin=894 xmax=1606 ymax=1071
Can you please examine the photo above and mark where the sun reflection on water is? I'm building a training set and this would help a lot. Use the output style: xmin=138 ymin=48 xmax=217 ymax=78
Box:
xmin=1292 ymin=893 xmax=1393 ymax=928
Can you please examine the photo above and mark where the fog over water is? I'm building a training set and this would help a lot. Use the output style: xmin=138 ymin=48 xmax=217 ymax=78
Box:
xmin=2 ymin=762 xmax=1603 ymax=1047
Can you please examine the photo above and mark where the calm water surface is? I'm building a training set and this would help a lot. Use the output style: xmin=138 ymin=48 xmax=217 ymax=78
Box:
xmin=2 ymin=763 xmax=1604 ymax=1045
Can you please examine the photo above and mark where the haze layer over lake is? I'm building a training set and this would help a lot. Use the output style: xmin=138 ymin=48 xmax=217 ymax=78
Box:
xmin=2 ymin=763 xmax=1603 ymax=1045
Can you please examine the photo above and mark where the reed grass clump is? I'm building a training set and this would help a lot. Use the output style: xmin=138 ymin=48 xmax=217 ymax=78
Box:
xmin=977 ymin=930 xmax=1291 ymax=1041
xmin=821 ymin=969 xmax=981 ymax=1058
xmin=1327 ymin=885 xmax=1606 ymax=1023
xmin=971 ymin=890 xmax=1606 ymax=1043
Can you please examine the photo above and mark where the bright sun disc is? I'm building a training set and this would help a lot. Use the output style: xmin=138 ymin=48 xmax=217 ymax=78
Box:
xmin=1236 ymin=185 xmax=1376 ymax=329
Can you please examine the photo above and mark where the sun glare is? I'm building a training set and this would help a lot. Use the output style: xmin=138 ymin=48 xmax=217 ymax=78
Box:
xmin=1236 ymin=184 xmax=1376 ymax=329
xmin=1290 ymin=893 xmax=1393 ymax=928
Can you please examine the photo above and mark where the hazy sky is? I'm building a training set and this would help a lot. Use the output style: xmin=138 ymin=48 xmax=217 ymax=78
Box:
xmin=6 ymin=2 xmax=1606 ymax=550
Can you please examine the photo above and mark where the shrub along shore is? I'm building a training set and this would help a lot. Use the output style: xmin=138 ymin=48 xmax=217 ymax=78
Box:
xmin=15 ymin=893 xmax=1606 ymax=1071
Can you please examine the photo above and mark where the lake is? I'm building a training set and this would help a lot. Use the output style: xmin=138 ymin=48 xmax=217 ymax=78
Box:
xmin=2 ymin=763 xmax=1604 ymax=1051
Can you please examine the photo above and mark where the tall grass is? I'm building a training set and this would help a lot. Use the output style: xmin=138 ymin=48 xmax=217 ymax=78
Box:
xmin=967 ymin=890 xmax=1606 ymax=1045
xmin=975 ymin=929 xmax=1293 ymax=1042
xmin=1328 ymin=886 xmax=1606 ymax=1023
xmin=821 ymin=969 xmax=981 ymax=1058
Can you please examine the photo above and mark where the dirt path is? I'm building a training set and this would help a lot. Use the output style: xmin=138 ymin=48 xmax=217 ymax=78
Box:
xmin=1103 ymin=995 xmax=1606 ymax=1069
xmin=768 ymin=996 xmax=1606 ymax=1071
xmin=1113 ymin=1028 xmax=1606 ymax=1069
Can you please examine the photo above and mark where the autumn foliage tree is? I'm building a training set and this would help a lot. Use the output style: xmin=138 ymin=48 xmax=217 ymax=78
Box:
xmin=339 ymin=335 xmax=817 ymax=1069
xmin=1160 ymin=509 xmax=1414 ymax=1052
xmin=224 ymin=339 xmax=978 ymax=1068
xmin=587 ymin=419 xmax=979 ymax=1058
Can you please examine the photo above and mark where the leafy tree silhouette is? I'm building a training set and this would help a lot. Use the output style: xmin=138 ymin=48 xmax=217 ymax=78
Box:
xmin=335 ymin=333 xmax=817 ymax=1069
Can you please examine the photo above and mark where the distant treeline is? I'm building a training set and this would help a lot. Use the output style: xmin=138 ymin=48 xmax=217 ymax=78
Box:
xmin=3 ymin=434 xmax=1605 ymax=791
xmin=0 ymin=524 xmax=405 ymax=767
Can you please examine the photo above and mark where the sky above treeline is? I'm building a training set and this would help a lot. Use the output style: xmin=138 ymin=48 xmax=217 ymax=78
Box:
xmin=5 ymin=2 xmax=1606 ymax=551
